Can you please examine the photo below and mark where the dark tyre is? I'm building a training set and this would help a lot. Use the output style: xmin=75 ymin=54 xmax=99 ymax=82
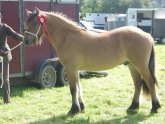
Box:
xmin=56 ymin=64 xmax=68 ymax=86
xmin=38 ymin=64 xmax=57 ymax=88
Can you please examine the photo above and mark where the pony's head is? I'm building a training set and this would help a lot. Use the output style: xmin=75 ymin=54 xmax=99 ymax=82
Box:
xmin=24 ymin=7 xmax=45 ymax=45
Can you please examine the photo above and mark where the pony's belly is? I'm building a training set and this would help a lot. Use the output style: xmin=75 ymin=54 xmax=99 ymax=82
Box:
xmin=79 ymin=60 xmax=123 ymax=71
xmin=79 ymin=51 xmax=126 ymax=71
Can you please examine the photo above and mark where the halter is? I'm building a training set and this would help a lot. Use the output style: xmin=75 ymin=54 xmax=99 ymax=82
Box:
xmin=25 ymin=25 xmax=41 ymax=40
xmin=25 ymin=15 xmax=47 ymax=40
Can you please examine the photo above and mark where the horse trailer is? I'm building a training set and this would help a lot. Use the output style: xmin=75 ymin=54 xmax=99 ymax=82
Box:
xmin=0 ymin=0 xmax=79 ymax=88
xmin=85 ymin=13 xmax=113 ymax=29
xmin=104 ymin=14 xmax=126 ymax=31
xmin=127 ymin=8 xmax=165 ymax=43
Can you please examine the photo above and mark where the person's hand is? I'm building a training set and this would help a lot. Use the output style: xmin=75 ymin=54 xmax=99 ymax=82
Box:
xmin=0 ymin=49 xmax=7 ymax=57
xmin=19 ymin=34 xmax=24 ymax=41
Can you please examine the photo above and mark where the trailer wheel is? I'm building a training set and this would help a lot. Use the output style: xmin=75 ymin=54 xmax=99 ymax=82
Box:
xmin=56 ymin=64 xmax=68 ymax=86
xmin=39 ymin=64 xmax=57 ymax=88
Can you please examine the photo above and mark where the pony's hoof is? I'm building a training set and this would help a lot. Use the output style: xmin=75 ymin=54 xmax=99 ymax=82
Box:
xmin=150 ymin=106 xmax=161 ymax=113
xmin=67 ymin=110 xmax=77 ymax=116
xmin=127 ymin=105 xmax=139 ymax=114
xmin=150 ymin=109 xmax=158 ymax=113
xmin=67 ymin=105 xmax=80 ymax=116
xmin=80 ymin=103 xmax=85 ymax=111
xmin=127 ymin=102 xmax=139 ymax=114
xmin=67 ymin=109 xmax=80 ymax=116
xmin=151 ymin=101 xmax=161 ymax=113
xmin=127 ymin=108 xmax=138 ymax=114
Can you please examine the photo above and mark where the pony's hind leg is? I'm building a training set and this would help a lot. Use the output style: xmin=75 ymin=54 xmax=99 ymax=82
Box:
xmin=127 ymin=64 xmax=142 ymax=114
xmin=140 ymin=68 xmax=161 ymax=113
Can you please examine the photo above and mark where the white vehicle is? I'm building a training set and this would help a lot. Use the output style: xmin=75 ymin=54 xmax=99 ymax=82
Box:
xmin=127 ymin=8 xmax=165 ymax=43
xmin=105 ymin=14 xmax=126 ymax=30
xmin=85 ymin=13 xmax=114 ymax=29
xmin=79 ymin=20 xmax=106 ymax=33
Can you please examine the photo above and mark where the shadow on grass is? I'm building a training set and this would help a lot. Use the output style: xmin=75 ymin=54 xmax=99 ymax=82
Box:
xmin=29 ymin=114 xmax=90 ymax=124
xmin=94 ymin=114 xmax=152 ymax=124
xmin=0 ymin=78 xmax=40 ymax=98
xmin=80 ymin=71 xmax=108 ymax=79
xmin=29 ymin=113 xmax=154 ymax=124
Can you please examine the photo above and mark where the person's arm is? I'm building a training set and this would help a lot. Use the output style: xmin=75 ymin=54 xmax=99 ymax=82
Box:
xmin=0 ymin=49 xmax=7 ymax=57
xmin=4 ymin=24 xmax=24 ymax=41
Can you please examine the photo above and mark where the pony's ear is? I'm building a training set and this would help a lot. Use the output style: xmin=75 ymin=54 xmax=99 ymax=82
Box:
xmin=34 ymin=7 xmax=41 ymax=16
xmin=26 ymin=9 xmax=32 ymax=17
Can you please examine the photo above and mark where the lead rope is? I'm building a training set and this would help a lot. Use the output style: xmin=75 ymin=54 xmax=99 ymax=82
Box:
xmin=0 ymin=41 xmax=23 ymax=88
xmin=0 ymin=56 xmax=3 ymax=88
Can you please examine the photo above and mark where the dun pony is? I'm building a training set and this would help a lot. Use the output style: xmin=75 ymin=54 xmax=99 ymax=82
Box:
xmin=24 ymin=8 xmax=161 ymax=115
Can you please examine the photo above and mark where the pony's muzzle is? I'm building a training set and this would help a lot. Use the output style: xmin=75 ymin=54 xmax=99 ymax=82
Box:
xmin=24 ymin=30 xmax=39 ymax=45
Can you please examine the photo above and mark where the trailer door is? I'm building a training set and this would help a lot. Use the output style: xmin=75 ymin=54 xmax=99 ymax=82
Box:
xmin=127 ymin=9 xmax=137 ymax=26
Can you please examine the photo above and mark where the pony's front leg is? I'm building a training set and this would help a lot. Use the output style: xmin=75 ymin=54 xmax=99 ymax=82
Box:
xmin=67 ymin=70 xmax=81 ymax=115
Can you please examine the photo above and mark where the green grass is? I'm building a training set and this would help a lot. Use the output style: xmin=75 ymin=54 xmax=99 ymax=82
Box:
xmin=0 ymin=44 xmax=165 ymax=124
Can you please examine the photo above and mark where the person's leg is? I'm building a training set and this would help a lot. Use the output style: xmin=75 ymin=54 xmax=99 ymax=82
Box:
xmin=2 ymin=61 xmax=10 ymax=103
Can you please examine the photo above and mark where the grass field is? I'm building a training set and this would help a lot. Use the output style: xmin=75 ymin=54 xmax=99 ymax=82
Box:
xmin=0 ymin=44 xmax=164 ymax=124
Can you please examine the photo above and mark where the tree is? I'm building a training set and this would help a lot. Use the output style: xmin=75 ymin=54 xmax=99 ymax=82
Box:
xmin=80 ymin=0 xmax=154 ymax=16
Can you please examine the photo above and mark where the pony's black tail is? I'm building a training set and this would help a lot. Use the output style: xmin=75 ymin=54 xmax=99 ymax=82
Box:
xmin=142 ymin=45 xmax=158 ymax=95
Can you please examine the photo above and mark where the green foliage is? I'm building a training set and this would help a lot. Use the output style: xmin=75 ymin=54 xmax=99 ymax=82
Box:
xmin=80 ymin=0 xmax=154 ymax=16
